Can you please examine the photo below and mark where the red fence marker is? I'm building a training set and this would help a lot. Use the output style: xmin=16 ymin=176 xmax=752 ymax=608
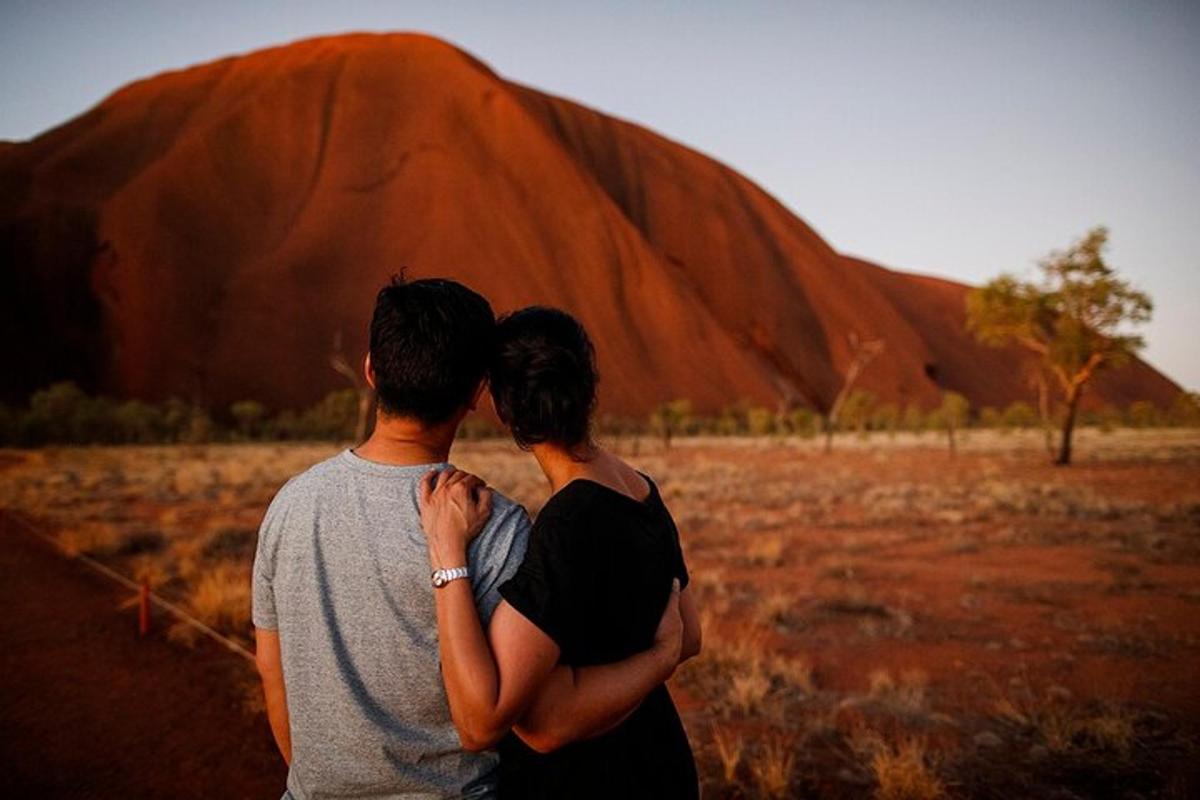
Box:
xmin=139 ymin=578 xmax=150 ymax=636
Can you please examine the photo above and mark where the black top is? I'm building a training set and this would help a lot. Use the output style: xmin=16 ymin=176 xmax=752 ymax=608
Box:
xmin=496 ymin=474 xmax=698 ymax=800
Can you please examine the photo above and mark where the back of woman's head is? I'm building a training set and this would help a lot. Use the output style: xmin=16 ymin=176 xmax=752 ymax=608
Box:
xmin=489 ymin=306 xmax=597 ymax=450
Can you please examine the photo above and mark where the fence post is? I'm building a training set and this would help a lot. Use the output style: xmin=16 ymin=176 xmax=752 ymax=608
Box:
xmin=139 ymin=578 xmax=150 ymax=636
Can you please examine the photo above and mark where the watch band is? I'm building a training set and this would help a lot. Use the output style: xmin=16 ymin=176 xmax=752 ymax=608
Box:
xmin=431 ymin=566 xmax=470 ymax=588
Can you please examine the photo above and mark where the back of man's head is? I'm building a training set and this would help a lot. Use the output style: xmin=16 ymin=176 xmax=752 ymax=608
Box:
xmin=368 ymin=276 xmax=495 ymax=424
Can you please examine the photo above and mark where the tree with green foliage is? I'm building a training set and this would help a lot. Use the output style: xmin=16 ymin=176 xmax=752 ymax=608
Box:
xmin=161 ymin=397 xmax=193 ymax=442
xmin=785 ymin=407 xmax=818 ymax=438
xmin=26 ymin=381 xmax=89 ymax=442
xmin=837 ymin=389 xmax=876 ymax=436
xmin=113 ymin=399 xmax=165 ymax=443
xmin=1001 ymin=400 xmax=1039 ymax=430
xmin=929 ymin=391 xmax=970 ymax=456
xmin=230 ymin=400 xmax=267 ymax=439
xmin=330 ymin=332 xmax=374 ymax=443
xmin=901 ymin=402 xmax=926 ymax=434
xmin=649 ymin=399 xmax=693 ymax=449
xmin=1168 ymin=392 xmax=1200 ymax=427
xmin=1126 ymin=400 xmax=1160 ymax=428
xmin=871 ymin=402 xmax=901 ymax=436
xmin=967 ymin=226 xmax=1152 ymax=465
xmin=746 ymin=406 xmax=776 ymax=436
xmin=824 ymin=332 xmax=885 ymax=452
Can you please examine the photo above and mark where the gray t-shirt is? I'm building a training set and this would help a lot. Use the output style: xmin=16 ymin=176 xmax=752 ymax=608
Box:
xmin=252 ymin=449 xmax=531 ymax=800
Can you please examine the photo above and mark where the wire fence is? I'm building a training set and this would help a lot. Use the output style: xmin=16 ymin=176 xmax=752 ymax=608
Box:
xmin=6 ymin=511 xmax=255 ymax=663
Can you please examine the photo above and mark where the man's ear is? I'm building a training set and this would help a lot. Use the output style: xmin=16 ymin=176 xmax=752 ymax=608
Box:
xmin=467 ymin=379 xmax=487 ymax=411
xmin=363 ymin=352 xmax=376 ymax=391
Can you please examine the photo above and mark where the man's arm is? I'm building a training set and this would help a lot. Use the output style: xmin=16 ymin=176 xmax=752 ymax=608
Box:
xmin=679 ymin=586 xmax=702 ymax=662
xmin=255 ymin=628 xmax=292 ymax=765
xmin=510 ymin=581 xmax=685 ymax=753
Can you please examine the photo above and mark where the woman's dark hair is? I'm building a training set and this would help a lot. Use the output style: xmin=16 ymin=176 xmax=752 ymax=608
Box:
xmin=369 ymin=275 xmax=495 ymax=424
xmin=489 ymin=306 xmax=597 ymax=450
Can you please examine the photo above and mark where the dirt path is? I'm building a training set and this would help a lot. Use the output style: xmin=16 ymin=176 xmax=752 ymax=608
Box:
xmin=0 ymin=512 xmax=287 ymax=799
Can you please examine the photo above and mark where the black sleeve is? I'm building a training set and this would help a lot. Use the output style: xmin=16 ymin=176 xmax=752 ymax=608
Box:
xmin=655 ymin=483 xmax=690 ymax=590
xmin=671 ymin=519 xmax=690 ymax=590
xmin=497 ymin=514 xmax=577 ymax=650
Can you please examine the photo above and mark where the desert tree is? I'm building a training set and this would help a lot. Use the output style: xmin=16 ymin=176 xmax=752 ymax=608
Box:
xmin=1169 ymin=391 xmax=1200 ymax=427
xmin=114 ymin=399 xmax=166 ymax=443
xmin=746 ymin=406 xmax=776 ymax=436
xmin=230 ymin=400 xmax=267 ymax=439
xmin=902 ymin=402 xmax=926 ymax=434
xmin=871 ymin=402 xmax=902 ymax=437
xmin=967 ymin=226 xmax=1152 ymax=465
xmin=650 ymin=399 xmax=693 ymax=449
xmin=929 ymin=390 xmax=970 ymax=456
xmin=823 ymin=332 xmax=885 ymax=453
xmin=330 ymin=331 xmax=375 ymax=443
xmin=837 ymin=389 xmax=876 ymax=437
xmin=1126 ymin=400 xmax=1160 ymax=428
xmin=1001 ymin=400 xmax=1039 ymax=430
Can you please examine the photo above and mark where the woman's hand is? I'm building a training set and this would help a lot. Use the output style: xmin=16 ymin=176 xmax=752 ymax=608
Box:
xmin=652 ymin=579 xmax=684 ymax=674
xmin=418 ymin=467 xmax=494 ymax=568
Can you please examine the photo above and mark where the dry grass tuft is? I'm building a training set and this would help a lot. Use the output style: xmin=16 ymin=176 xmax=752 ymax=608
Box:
xmin=711 ymin=724 xmax=744 ymax=784
xmin=991 ymin=675 xmax=1139 ymax=756
xmin=870 ymin=737 xmax=945 ymax=800
xmin=755 ymin=587 xmax=797 ymax=628
xmin=57 ymin=521 xmax=123 ymax=556
xmin=745 ymin=532 xmax=787 ymax=567
xmin=768 ymin=652 xmax=816 ymax=696
xmin=166 ymin=620 xmax=201 ymax=648
xmin=729 ymin=662 xmax=774 ymax=716
xmin=868 ymin=668 xmax=929 ymax=713
xmin=679 ymin=629 xmax=815 ymax=719
xmin=187 ymin=563 xmax=252 ymax=632
xmin=748 ymin=732 xmax=796 ymax=799
xmin=1077 ymin=706 xmax=1137 ymax=754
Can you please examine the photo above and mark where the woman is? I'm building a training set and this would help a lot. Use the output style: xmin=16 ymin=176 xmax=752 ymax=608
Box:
xmin=418 ymin=306 xmax=701 ymax=799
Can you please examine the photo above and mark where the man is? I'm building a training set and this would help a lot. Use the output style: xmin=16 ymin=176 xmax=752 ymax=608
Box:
xmin=252 ymin=277 xmax=682 ymax=799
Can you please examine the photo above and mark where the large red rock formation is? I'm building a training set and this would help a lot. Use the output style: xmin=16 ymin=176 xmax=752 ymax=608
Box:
xmin=0 ymin=33 xmax=1180 ymax=414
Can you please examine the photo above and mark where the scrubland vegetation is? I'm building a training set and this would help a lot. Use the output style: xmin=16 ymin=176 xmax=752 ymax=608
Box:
xmin=3 ymin=380 xmax=1197 ymax=451
xmin=2 ymin=428 xmax=1198 ymax=797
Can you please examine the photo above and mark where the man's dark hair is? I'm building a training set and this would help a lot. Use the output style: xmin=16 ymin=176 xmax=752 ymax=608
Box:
xmin=489 ymin=306 xmax=597 ymax=450
xmin=369 ymin=276 xmax=495 ymax=424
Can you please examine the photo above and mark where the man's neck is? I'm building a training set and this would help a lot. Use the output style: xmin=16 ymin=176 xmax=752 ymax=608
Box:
xmin=353 ymin=414 xmax=458 ymax=466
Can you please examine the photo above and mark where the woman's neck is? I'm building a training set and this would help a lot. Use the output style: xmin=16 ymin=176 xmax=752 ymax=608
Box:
xmin=530 ymin=441 xmax=650 ymax=502
xmin=530 ymin=441 xmax=602 ymax=493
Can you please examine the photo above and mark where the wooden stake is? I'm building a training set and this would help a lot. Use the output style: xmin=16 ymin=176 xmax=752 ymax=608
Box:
xmin=139 ymin=578 xmax=150 ymax=636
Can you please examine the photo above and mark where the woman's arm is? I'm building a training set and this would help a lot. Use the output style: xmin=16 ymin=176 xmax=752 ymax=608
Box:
xmin=511 ymin=580 xmax=683 ymax=753
xmin=429 ymin=574 xmax=560 ymax=750
xmin=419 ymin=468 xmax=684 ymax=752
xmin=420 ymin=468 xmax=558 ymax=750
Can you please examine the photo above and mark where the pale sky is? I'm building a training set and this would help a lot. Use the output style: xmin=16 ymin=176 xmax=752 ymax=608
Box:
xmin=2 ymin=0 xmax=1197 ymax=389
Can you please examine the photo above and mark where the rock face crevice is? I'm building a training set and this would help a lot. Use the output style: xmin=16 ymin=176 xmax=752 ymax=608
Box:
xmin=0 ymin=32 xmax=1180 ymax=412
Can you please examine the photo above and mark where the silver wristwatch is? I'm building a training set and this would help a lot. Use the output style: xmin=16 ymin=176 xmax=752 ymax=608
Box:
xmin=431 ymin=566 xmax=470 ymax=588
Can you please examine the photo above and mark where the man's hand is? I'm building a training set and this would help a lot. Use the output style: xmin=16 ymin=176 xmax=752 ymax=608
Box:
xmin=255 ymin=628 xmax=292 ymax=765
xmin=418 ymin=467 xmax=494 ymax=568
xmin=652 ymin=579 xmax=684 ymax=676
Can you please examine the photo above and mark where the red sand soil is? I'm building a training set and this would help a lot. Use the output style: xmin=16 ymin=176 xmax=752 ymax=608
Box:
xmin=678 ymin=443 xmax=1200 ymax=707
xmin=0 ymin=513 xmax=286 ymax=799
xmin=0 ymin=33 xmax=1178 ymax=414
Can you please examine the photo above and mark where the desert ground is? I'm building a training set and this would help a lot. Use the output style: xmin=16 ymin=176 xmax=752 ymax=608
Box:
xmin=1 ymin=428 xmax=1197 ymax=798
